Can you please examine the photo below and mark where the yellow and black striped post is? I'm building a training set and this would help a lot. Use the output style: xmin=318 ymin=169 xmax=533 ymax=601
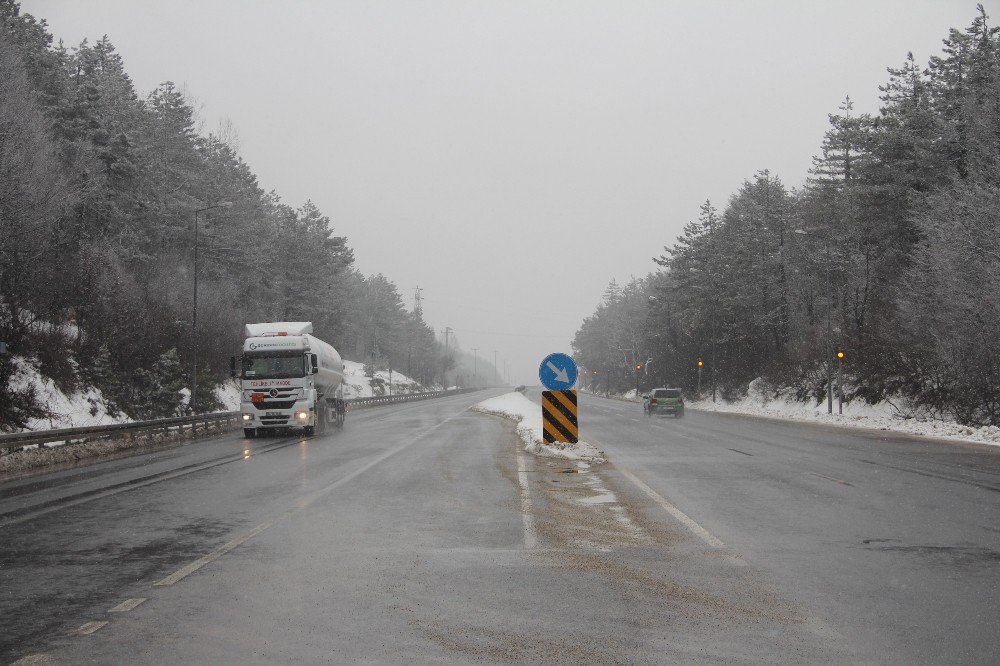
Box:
xmin=542 ymin=390 xmax=578 ymax=443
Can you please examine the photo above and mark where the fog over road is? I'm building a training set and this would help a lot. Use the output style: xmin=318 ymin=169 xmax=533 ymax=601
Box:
xmin=2 ymin=391 xmax=998 ymax=664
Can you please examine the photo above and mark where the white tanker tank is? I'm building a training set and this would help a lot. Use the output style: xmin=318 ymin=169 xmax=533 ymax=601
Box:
xmin=232 ymin=322 xmax=347 ymax=437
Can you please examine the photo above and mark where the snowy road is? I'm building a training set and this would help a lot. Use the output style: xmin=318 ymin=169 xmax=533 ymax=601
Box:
xmin=1 ymin=390 xmax=997 ymax=663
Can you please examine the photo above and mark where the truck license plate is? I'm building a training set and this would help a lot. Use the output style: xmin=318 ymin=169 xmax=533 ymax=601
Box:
xmin=265 ymin=411 xmax=282 ymax=417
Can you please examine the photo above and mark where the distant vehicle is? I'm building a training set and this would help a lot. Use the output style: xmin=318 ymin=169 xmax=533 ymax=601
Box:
xmin=515 ymin=385 xmax=526 ymax=394
xmin=231 ymin=322 xmax=346 ymax=438
xmin=645 ymin=388 xmax=684 ymax=418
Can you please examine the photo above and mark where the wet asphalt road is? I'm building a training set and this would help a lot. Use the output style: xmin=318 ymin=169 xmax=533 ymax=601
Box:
xmin=1 ymin=389 xmax=997 ymax=664
xmin=574 ymin=392 xmax=1000 ymax=665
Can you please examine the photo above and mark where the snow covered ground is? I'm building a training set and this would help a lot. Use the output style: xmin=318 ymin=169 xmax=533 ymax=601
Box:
xmin=341 ymin=360 xmax=427 ymax=398
xmin=11 ymin=358 xmax=128 ymax=431
xmin=473 ymin=391 xmax=606 ymax=462
xmin=7 ymin=357 xmax=426 ymax=433
xmin=585 ymin=382 xmax=1000 ymax=448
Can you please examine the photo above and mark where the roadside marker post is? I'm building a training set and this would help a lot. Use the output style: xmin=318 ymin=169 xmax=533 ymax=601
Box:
xmin=542 ymin=390 xmax=578 ymax=444
xmin=538 ymin=353 xmax=580 ymax=444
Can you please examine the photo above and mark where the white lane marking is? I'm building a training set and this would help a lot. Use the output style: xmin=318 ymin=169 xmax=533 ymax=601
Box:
xmin=156 ymin=410 xmax=467 ymax=587
xmin=515 ymin=447 xmax=539 ymax=549
xmin=10 ymin=654 xmax=55 ymax=665
xmin=108 ymin=598 xmax=146 ymax=613
xmin=618 ymin=467 xmax=725 ymax=549
xmin=72 ymin=621 xmax=108 ymax=636
xmin=649 ymin=424 xmax=695 ymax=440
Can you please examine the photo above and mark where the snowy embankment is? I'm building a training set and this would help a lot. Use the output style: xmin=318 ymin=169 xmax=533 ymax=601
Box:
xmin=8 ymin=357 xmax=425 ymax=433
xmin=341 ymin=360 xmax=427 ymax=398
xmin=473 ymin=392 xmax=606 ymax=463
xmin=586 ymin=383 xmax=1000 ymax=448
xmin=13 ymin=358 xmax=129 ymax=431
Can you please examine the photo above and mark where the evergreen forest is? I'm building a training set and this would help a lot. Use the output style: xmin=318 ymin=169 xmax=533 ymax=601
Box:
xmin=573 ymin=7 xmax=1000 ymax=427
xmin=0 ymin=1 xmax=473 ymax=429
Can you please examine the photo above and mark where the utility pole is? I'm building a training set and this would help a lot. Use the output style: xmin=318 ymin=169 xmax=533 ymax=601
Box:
xmin=190 ymin=201 xmax=232 ymax=414
xmin=413 ymin=286 xmax=423 ymax=315
xmin=837 ymin=350 xmax=845 ymax=415
xmin=826 ymin=245 xmax=833 ymax=414
xmin=493 ymin=350 xmax=498 ymax=387
xmin=443 ymin=327 xmax=452 ymax=388
xmin=793 ymin=226 xmax=835 ymax=414
xmin=471 ymin=348 xmax=479 ymax=387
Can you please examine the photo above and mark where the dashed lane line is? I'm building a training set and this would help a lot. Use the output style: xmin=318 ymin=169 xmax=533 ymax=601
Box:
xmin=618 ymin=466 xmax=726 ymax=549
xmin=72 ymin=621 xmax=108 ymax=636
xmin=809 ymin=472 xmax=853 ymax=487
xmin=650 ymin=424 xmax=696 ymax=439
xmin=108 ymin=597 xmax=147 ymax=613
xmin=155 ymin=408 xmax=468 ymax=587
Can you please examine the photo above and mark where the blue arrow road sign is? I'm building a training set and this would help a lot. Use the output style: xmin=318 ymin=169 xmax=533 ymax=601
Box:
xmin=538 ymin=353 xmax=578 ymax=391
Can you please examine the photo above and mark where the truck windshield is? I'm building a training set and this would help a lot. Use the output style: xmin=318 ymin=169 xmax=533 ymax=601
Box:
xmin=243 ymin=354 xmax=305 ymax=379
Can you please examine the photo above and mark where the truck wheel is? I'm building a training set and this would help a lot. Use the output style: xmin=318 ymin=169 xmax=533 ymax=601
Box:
xmin=243 ymin=428 xmax=257 ymax=439
xmin=303 ymin=426 xmax=315 ymax=436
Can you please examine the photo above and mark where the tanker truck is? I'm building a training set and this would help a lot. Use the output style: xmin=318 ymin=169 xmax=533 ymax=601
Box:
xmin=230 ymin=322 xmax=346 ymax=438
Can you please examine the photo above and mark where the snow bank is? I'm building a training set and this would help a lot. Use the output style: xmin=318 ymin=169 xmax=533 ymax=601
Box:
xmin=340 ymin=360 xmax=426 ymax=399
xmin=583 ymin=384 xmax=1000 ymax=447
xmin=689 ymin=388 xmax=1000 ymax=447
xmin=7 ymin=356 xmax=419 ymax=434
xmin=473 ymin=392 xmax=606 ymax=463
xmin=11 ymin=358 xmax=128 ymax=431
xmin=215 ymin=380 xmax=242 ymax=411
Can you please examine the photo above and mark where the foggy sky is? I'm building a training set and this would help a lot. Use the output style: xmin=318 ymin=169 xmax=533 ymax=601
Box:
xmin=23 ymin=0 xmax=983 ymax=384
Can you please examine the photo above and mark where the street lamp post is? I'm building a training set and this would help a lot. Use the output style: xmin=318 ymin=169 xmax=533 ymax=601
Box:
xmin=191 ymin=201 xmax=232 ymax=414
xmin=793 ymin=227 xmax=835 ymax=414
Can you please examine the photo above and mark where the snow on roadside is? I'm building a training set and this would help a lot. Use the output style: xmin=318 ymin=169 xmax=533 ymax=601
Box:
xmin=7 ymin=356 xmax=416 ymax=434
xmin=473 ymin=391 xmax=606 ymax=463
xmin=583 ymin=384 xmax=1000 ymax=448
xmin=11 ymin=358 xmax=128 ymax=431
xmin=340 ymin=360 xmax=426 ymax=399
xmin=688 ymin=391 xmax=1000 ymax=447
xmin=215 ymin=380 xmax=242 ymax=411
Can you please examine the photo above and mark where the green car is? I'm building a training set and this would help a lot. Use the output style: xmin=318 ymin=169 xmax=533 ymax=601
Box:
xmin=644 ymin=388 xmax=685 ymax=418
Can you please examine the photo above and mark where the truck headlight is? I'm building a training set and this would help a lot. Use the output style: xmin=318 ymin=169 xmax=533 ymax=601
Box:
xmin=296 ymin=411 xmax=309 ymax=420
xmin=242 ymin=413 xmax=252 ymax=421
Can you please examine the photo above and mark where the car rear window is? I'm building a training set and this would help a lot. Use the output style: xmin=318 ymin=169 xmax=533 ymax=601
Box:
xmin=653 ymin=389 xmax=681 ymax=398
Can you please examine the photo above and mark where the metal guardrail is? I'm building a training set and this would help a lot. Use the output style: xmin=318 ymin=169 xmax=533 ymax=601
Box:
xmin=0 ymin=388 xmax=482 ymax=454
xmin=0 ymin=411 xmax=240 ymax=453
xmin=345 ymin=388 xmax=477 ymax=410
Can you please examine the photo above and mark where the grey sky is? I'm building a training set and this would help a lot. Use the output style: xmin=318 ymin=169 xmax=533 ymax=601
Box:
xmin=23 ymin=0 xmax=985 ymax=384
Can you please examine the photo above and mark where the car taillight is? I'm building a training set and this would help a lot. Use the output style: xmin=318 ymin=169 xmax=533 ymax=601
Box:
xmin=678 ymin=399 xmax=684 ymax=405
xmin=650 ymin=399 xmax=657 ymax=404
